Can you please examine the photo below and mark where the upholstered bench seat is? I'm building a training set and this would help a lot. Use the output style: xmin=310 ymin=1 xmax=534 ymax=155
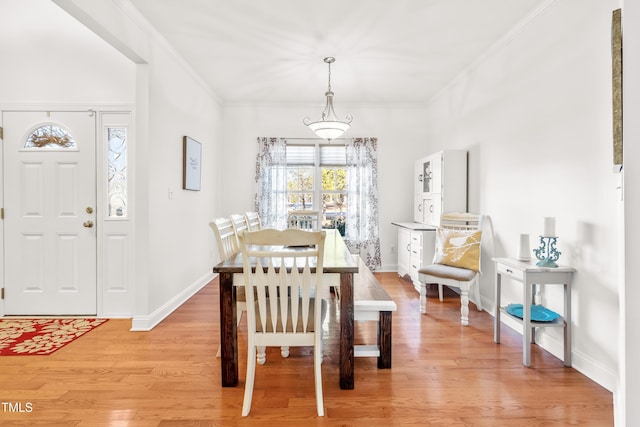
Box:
xmin=353 ymin=256 xmax=397 ymax=368
xmin=418 ymin=264 xmax=477 ymax=282
xmin=417 ymin=261 xmax=482 ymax=325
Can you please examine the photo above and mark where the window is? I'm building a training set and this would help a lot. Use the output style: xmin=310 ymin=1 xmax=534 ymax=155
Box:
xmin=24 ymin=124 xmax=77 ymax=149
xmin=286 ymin=145 xmax=314 ymax=210
xmin=255 ymin=136 xmax=380 ymax=269
xmin=285 ymin=144 xmax=346 ymax=232
xmin=107 ymin=127 xmax=127 ymax=217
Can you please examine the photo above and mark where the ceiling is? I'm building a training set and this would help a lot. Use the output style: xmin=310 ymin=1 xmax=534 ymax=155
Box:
xmin=128 ymin=0 xmax=547 ymax=105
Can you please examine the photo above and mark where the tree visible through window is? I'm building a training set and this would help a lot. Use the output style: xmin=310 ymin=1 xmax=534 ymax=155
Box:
xmin=321 ymin=167 xmax=346 ymax=234
xmin=285 ymin=144 xmax=347 ymax=234
xmin=286 ymin=166 xmax=313 ymax=209
xmin=255 ymin=137 xmax=380 ymax=269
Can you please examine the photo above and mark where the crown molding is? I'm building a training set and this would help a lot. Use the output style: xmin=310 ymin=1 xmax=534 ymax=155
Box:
xmin=429 ymin=0 xmax=558 ymax=105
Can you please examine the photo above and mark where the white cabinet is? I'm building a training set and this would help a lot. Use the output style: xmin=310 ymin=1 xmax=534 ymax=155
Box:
xmin=409 ymin=232 xmax=423 ymax=283
xmin=414 ymin=150 xmax=467 ymax=226
xmin=414 ymin=159 xmax=424 ymax=196
xmin=421 ymin=194 xmax=442 ymax=227
xmin=393 ymin=222 xmax=436 ymax=291
xmin=413 ymin=194 xmax=423 ymax=223
xmin=413 ymin=161 xmax=425 ymax=222
xmin=420 ymin=153 xmax=441 ymax=193
xmin=397 ymin=226 xmax=412 ymax=278
xmin=396 ymin=150 xmax=468 ymax=290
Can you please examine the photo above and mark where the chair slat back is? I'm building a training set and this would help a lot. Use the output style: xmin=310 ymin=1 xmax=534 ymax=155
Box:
xmin=436 ymin=212 xmax=484 ymax=273
xmin=245 ymin=211 xmax=262 ymax=231
xmin=239 ymin=228 xmax=326 ymax=335
xmin=209 ymin=217 xmax=238 ymax=260
xmin=440 ymin=212 xmax=481 ymax=231
xmin=230 ymin=213 xmax=250 ymax=244
xmin=288 ymin=210 xmax=321 ymax=231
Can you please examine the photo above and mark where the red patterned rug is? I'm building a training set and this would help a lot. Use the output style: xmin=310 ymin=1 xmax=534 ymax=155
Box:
xmin=0 ymin=318 xmax=108 ymax=356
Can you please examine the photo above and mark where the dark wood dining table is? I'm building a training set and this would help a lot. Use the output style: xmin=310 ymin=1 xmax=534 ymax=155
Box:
xmin=212 ymin=228 xmax=359 ymax=390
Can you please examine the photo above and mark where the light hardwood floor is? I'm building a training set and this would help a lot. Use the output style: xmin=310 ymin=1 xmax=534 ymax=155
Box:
xmin=0 ymin=273 xmax=613 ymax=426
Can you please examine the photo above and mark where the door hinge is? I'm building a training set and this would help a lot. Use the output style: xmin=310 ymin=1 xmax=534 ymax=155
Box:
xmin=0 ymin=126 xmax=3 ymax=139
xmin=1 ymin=288 xmax=4 ymax=300
xmin=1 ymin=208 xmax=3 ymax=219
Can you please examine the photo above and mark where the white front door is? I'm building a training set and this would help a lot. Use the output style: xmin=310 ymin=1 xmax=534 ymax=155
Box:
xmin=3 ymin=111 xmax=97 ymax=315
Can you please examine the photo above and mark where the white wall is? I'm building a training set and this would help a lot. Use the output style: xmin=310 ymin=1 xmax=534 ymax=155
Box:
xmin=0 ymin=0 xmax=137 ymax=318
xmin=1 ymin=0 xmax=223 ymax=328
xmin=0 ymin=0 xmax=135 ymax=104
xmin=621 ymin=1 xmax=640 ymax=425
xmin=425 ymin=0 xmax=619 ymax=392
xmin=144 ymin=45 xmax=222 ymax=314
xmin=51 ymin=0 xmax=226 ymax=324
xmin=221 ymin=103 xmax=429 ymax=270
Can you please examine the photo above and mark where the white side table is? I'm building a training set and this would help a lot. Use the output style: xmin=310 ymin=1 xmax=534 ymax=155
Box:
xmin=493 ymin=257 xmax=575 ymax=367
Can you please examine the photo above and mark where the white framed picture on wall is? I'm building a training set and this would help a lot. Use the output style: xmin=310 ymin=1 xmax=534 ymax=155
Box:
xmin=183 ymin=136 xmax=202 ymax=191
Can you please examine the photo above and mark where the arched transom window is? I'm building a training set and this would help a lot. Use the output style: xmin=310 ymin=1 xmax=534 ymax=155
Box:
xmin=24 ymin=124 xmax=77 ymax=149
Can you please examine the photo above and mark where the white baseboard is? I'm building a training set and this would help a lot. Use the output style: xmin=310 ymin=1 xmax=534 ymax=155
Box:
xmin=378 ymin=263 xmax=397 ymax=272
xmin=483 ymin=300 xmax=616 ymax=392
xmin=130 ymin=271 xmax=214 ymax=331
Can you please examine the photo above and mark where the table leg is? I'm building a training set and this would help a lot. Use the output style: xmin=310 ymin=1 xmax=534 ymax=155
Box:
xmin=378 ymin=311 xmax=392 ymax=369
xmin=564 ymin=281 xmax=572 ymax=366
xmin=219 ymin=272 xmax=238 ymax=387
xmin=531 ymin=284 xmax=537 ymax=345
xmin=523 ymin=281 xmax=532 ymax=367
xmin=494 ymin=272 xmax=501 ymax=343
xmin=339 ymin=272 xmax=354 ymax=389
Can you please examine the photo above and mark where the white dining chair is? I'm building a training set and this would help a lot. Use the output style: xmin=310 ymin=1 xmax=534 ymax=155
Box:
xmin=287 ymin=209 xmax=342 ymax=298
xmin=230 ymin=213 xmax=250 ymax=243
xmin=288 ymin=209 xmax=321 ymax=231
xmin=245 ymin=211 xmax=262 ymax=231
xmin=238 ymin=228 xmax=327 ymax=416
xmin=210 ymin=217 xmax=240 ymax=262
xmin=209 ymin=218 xmax=247 ymax=358
xmin=288 ymin=209 xmax=342 ymax=298
xmin=231 ymin=212 xmax=291 ymax=360
xmin=210 ymin=217 xmax=276 ymax=361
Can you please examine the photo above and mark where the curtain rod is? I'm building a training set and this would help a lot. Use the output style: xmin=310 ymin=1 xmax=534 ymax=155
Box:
xmin=258 ymin=137 xmax=373 ymax=143
xmin=284 ymin=137 xmax=348 ymax=141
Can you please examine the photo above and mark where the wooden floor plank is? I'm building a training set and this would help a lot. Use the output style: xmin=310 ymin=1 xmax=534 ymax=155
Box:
xmin=0 ymin=273 xmax=613 ymax=425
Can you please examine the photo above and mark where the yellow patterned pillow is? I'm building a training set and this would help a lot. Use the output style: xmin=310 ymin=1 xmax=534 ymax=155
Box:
xmin=433 ymin=229 xmax=482 ymax=272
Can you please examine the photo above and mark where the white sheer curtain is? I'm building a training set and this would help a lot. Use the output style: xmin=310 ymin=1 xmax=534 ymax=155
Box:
xmin=345 ymin=137 xmax=381 ymax=270
xmin=254 ymin=137 xmax=288 ymax=229
xmin=254 ymin=136 xmax=381 ymax=270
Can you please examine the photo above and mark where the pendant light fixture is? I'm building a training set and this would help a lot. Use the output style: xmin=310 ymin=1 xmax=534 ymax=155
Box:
xmin=303 ymin=57 xmax=352 ymax=141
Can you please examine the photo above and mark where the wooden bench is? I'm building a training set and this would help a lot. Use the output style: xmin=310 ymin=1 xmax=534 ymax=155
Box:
xmin=353 ymin=256 xmax=397 ymax=368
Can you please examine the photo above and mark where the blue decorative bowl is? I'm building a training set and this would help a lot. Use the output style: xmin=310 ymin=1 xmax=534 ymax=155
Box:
xmin=506 ymin=304 xmax=560 ymax=322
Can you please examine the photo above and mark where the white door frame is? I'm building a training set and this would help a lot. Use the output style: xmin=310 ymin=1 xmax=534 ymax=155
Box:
xmin=0 ymin=104 xmax=134 ymax=318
